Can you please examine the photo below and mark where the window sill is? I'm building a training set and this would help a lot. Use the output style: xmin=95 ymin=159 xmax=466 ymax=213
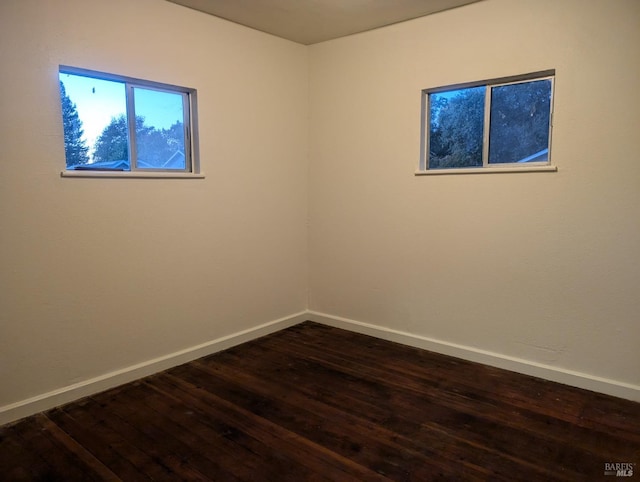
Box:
xmin=415 ymin=165 xmax=557 ymax=176
xmin=61 ymin=170 xmax=205 ymax=179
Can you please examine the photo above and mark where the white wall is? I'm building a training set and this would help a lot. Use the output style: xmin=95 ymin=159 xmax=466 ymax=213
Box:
xmin=0 ymin=0 xmax=308 ymax=413
xmin=308 ymin=0 xmax=640 ymax=392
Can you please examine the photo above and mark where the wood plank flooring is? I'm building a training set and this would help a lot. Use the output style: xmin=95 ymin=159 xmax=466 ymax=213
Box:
xmin=1 ymin=321 xmax=638 ymax=481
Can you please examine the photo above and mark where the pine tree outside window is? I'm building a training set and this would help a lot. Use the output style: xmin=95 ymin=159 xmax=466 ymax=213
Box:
xmin=59 ymin=81 xmax=90 ymax=168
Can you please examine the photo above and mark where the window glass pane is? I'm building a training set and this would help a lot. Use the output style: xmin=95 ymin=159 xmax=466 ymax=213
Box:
xmin=429 ymin=86 xmax=485 ymax=169
xmin=488 ymin=79 xmax=552 ymax=164
xmin=133 ymin=87 xmax=186 ymax=170
xmin=59 ymin=73 xmax=128 ymax=169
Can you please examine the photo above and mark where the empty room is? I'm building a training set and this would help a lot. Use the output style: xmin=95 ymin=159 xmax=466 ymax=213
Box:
xmin=1 ymin=0 xmax=638 ymax=479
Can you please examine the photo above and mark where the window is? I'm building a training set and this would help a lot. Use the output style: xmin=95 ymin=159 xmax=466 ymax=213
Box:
xmin=419 ymin=70 xmax=555 ymax=173
xmin=58 ymin=66 xmax=200 ymax=176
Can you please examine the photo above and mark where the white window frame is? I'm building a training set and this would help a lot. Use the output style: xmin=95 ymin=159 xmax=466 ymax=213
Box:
xmin=417 ymin=70 xmax=556 ymax=175
xmin=59 ymin=66 xmax=202 ymax=179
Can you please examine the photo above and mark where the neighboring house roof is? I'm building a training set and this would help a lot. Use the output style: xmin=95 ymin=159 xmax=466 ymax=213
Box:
xmin=68 ymin=151 xmax=186 ymax=171
xmin=163 ymin=150 xmax=185 ymax=169
xmin=517 ymin=148 xmax=548 ymax=163
xmin=70 ymin=159 xmax=129 ymax=170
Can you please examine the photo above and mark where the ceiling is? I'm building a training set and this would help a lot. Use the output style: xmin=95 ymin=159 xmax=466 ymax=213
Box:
xmin=166 ymin=0 xmax=483 ymax=45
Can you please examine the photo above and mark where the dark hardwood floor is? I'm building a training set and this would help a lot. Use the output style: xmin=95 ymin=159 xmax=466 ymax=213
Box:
xmin=1 ymin=321 xmax=638 ymax=481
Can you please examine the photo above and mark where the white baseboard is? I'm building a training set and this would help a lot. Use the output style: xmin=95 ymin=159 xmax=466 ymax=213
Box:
xmin=307 ymin=311 xmax=640 ymax=402
xmin=0 ymin=312 xmax=308 ymax=426
xmin=3 ymin=309 xmax=637 ymax=426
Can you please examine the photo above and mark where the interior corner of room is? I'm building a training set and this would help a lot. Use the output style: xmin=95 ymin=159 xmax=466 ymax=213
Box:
xmin=1 ymin=0 xmax=639 ymax=426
